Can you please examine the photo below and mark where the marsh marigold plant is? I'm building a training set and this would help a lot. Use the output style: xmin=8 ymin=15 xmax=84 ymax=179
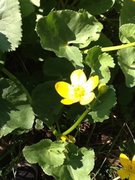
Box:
xmin=55 ymin=69 xmax=99 ymax=105
xmin=118 ymin=153 xmax=135 ymax=180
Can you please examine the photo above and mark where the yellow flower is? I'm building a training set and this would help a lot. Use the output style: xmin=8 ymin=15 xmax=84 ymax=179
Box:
xmin=55 ymin=69 xmax=99 ymax=105
xmin=118 ymin=153 xmax=135 ymax=180
xmin=60 ymin=135 xmax=67 ymax=142
xmin=60 ymin=135 xmax=76 ymax=143
xmin=68 ymin=135 xmax=76 ymax=143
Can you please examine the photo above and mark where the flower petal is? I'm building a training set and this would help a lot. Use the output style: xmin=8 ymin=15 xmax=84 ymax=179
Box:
xmin=117 ymin=169 xmax=129 ymax=179
xmin=132 ymin=155 xmax=135 ymax=170
xmin=70 ymin=69 xmax=86 ymax=86
xmin=129 ymin=173 xmax=135 ymax=180
xmin=119 ymin=153 xmax=131 ymax=168
xmin=60 ymin=135 xmax=67 ymax=142
xmin=80 ymin=92 xmax=95 ymax=105
xmin=85 ymin=75 xmax=99 ymax=92
xmin=55 ymin=82 xmax=73 ymax=98
xmin=61 ymin=98 xmax=78 ymax=105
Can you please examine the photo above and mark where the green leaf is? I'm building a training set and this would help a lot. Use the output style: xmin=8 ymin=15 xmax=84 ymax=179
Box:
xmin=90 ymin=33 xmax=113 ymax=47
xmin=118 ymin=47 xmax=135 ymax=87
xmin=23 ymin=139 xmax=95 ymax=180
xmin=21 ymin=12 xmax=37 ymax=44
xmin=119 ymin=24 xmax=135 ymax=43
xmin=53 ymin=146 xmax=95 ymax=180
xmin=0 ymin=78 xmax=34 ymax=137
xmin=120 ymin=0 xmax=135 ymax=25
xmin=85 ymin=46 xmax=115 ymax=83
xmin=36 ymin=10 xmax=102 ymax=67
xmin=31 ymin=0 xmax=40 ymax=7
xmin=32 ymin=81 xmax=63 ymax=126
xmin=43 ymin=57 xmax=74 ymax=77
xmin=0 ymin=0 xmax=22 ymax=51
xmin=23 ymin=139 xmax=66 ymax=169
xmin=89 ymin=86 xmax=116 ymax=122
xmin=19 ymin=0 xmax=35 ymax=17
xmin=0 ymin=33 xmax=11 ymax=53
xmin=19 ymin=0 xmax=37 ymax=44
xmin=78 ymin=0 xmax=115 ymax=15
xmin=98 ymin=53 xmax=115 ymax=83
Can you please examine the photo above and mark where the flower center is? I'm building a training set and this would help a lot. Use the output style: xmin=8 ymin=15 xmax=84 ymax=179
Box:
xmin=74 ymin=86 xmax=85 ymax=99
xmin=127 ymin=165 xmax=135 ymax=175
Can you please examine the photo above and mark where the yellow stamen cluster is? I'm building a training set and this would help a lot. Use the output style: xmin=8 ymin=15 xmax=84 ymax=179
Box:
xmin=55 ymin=69 xmax=99 ymax=105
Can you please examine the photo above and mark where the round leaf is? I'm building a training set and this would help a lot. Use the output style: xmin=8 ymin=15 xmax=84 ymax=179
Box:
xmin=120 ymin=0 xmax=135 ymax=25
xmin=36 ymin=10 xmax=102 ymax=67
xmin=89 ymin=86 xmax=116 ymax=122
xmin=118 ymin=47 xmax=135 ymax=87
xmin=32 ymin=81 xmax=63 ymax=126
xmin=119 ymin=24 xmax=135 ymax=43
xmin=78 ymin=0 xmax=115 ymax=15
xmin=0 ymin=78 xmax=34 ymax=137
xmin=85 ymin=46 xmax=115 ymax=83
xmin=23 ymin=139 xmax=67 ymax=175
xmin=0 ymin=0 xmax=22 ymax=51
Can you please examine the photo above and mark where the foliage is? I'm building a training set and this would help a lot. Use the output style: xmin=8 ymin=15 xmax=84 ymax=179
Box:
xmin=0 ymin=0 xmax=135 ymax=179
xmin=23 ymin=139 xmax=95 ymax=180
xmin=36 ymin=10 xmax=102 ymax=67
xmin=0 ymin=78 xmax=34 ymax=137
xmin=0 ymin=0 xmax=22 ymax=52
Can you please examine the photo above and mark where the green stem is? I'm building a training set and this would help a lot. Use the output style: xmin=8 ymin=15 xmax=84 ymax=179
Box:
xmin=62 ymin=107 xmax=90 ymax=136
xmin=102 ymin=42 xmax=135 ymax=52
xmin=84 ymin=42 xmax=135 ymax=54
xmin=1 ymin=67 xmax=32 ymax=104
xmin=56 ymin=121 xmax=61 ymax=134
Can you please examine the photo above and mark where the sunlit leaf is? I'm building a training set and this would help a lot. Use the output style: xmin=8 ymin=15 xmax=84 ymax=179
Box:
xmin=23 ymin=139 xmax=66 ymax=169
xmin=0 ymin=78 xmax=34 ymax=137
xmin=119 ymin=24 xmax=135 ymax=43
xmin=53 ymin=146 xmax=95 ymax=180
xmin=89 ymin=86 xmax=116 ymax=122
xmin=85 ymin=46 xmax=115 ymax=83
xmin=36 ymin=10 xmax=102 ymax=67
xmin=23 ymin=139 xmax=95 ymax=180
xmin=118 ymin=47 xmax=135 ymax=87
xmin=78 ymin=0 xmax=115 ymax=15
xmin=0 ymin=0 xmax=22 ymax=51
xmin=30 ymin=0 xmax=40 ymax=7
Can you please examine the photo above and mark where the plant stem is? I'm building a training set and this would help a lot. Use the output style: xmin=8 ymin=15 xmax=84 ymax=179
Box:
xmin=102 ymin=42 xmax=135 ymax=52
xmin=62 ymin=107 xmax=90 ymax=136
xmin=84 ymin=42 xmax=135 ymax=54
xmin=1 ymin=67 xmax=32 ymax=104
